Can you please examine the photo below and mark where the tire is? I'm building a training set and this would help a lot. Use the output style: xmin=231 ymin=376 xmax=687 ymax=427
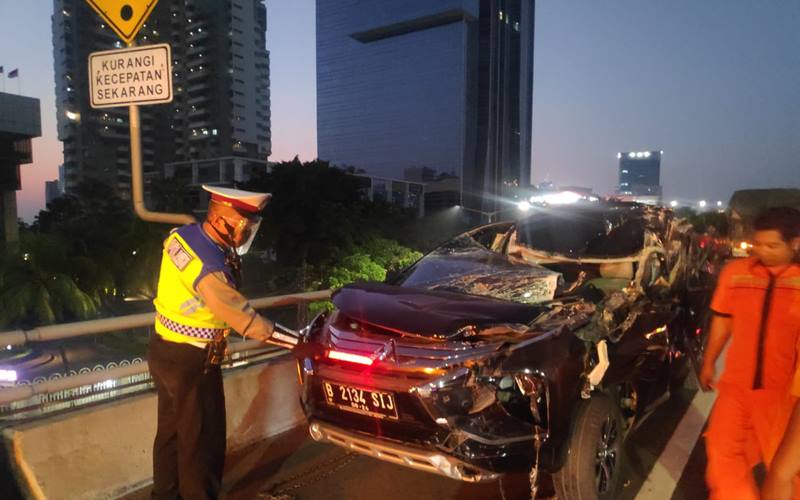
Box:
xmin=685 ymin=311 xmax=712 ymax=380
xmin=552 ymin=395 xmax=625 ymax=500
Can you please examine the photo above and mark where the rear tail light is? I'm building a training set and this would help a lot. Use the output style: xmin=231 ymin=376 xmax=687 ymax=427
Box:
xmin=326 ymin=350 xmax=374 ymax=366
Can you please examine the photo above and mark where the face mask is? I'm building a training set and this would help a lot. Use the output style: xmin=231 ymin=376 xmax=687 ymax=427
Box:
xmin=235 ymin=219 xmax=261 ymax=255
xmin=214 ymin=214 xmax=262 ymax=255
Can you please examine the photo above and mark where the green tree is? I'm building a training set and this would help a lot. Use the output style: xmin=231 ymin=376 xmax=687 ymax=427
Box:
xmin=0 ymin=233 xmax=97 ymax=328
xmin=27 ymin=179 xmax=169 ymax=310
xmin=361 ymin=238 xmax=422 ymax=274
xmin=325 ymin=253 xmax=387 ymax=289
xmin=322 ymin=238 xmax=422 ymax=289
xmin=32 ymin=179 xmax=131 ymax=302
xmin=242 ymin=158 xmax=418 ymax=289
xmin=305 ymin=237 xmax=422 ymax=315
xmin=150 ymin=176 xmax=196 ymax=213
xmin=240 ymin=158 xmax=441 ymax=297
xmin=244 ymin=158 xmax=369 ymax=268
xmin=117 ymin=218 xmax=170 ymax=301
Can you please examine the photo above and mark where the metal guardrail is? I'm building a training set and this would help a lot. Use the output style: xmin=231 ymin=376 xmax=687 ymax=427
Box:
xmin=0 ymin=290 xmax=331 ymax=348
xmin=0 ymin=290 xmax=332 ymax=407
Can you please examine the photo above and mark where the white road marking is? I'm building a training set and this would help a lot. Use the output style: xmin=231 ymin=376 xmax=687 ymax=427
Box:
xmin=635 ymin=389 xmax=716 ymax=499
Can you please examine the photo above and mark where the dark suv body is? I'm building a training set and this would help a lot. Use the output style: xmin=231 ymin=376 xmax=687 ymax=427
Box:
xmin=294 ymin=203 xmax=720 ymax=499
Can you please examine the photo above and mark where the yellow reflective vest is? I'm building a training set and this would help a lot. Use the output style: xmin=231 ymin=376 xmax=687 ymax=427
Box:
xmin=153 ymin=224 xmax=235 ymax=345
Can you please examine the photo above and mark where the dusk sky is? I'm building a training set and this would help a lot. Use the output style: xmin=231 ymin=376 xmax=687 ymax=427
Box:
xmin=1 ymin=0 xmax=798 ymax=222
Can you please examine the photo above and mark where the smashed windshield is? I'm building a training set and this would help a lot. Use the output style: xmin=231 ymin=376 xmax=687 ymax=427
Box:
xmin=395 ymin=233 xmax=562 ymax=304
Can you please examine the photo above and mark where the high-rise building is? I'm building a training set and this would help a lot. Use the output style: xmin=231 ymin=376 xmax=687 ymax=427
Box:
xmin=52 ymin=0 xmax=270 ymax=199
xmin=316 ymin=0 xmax=535 ymax=214
xmin=58 ymin=164 xmax=66 ymax=194
xmin=617 ymin=150 xmax=662 ymax=202
xmin=0 ymin=92 xmax=41 ymax=248
xmin=45 ymin=180 xmax=61 ymax=205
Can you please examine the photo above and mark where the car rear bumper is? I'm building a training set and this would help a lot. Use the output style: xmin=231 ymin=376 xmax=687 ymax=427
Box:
xmin=307 ymin=419 xmax=500 ymax=483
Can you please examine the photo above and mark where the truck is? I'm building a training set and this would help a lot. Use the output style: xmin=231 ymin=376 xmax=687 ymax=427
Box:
xmin=727 ymin=188 xmax=800 ymax=256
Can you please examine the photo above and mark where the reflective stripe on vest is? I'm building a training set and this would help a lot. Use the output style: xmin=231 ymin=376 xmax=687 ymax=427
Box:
xmin=157 ymin=313 xmax=227 ymax=340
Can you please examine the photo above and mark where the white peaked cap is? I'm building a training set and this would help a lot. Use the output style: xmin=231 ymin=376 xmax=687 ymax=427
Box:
xmin=202 ymin=185 xmax=271 ymax=213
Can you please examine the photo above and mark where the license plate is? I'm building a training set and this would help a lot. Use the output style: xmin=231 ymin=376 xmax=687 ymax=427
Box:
xmin=322 ymin=381 xmax=399 ymax=420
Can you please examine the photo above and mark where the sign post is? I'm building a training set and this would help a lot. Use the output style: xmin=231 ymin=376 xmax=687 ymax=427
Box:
xmin=83 ymin=0 xmax=194 ymax=225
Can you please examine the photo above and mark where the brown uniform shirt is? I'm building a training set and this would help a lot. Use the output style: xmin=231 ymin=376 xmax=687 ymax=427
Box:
xmin=197 ymin=271 xmax=273 ymax=341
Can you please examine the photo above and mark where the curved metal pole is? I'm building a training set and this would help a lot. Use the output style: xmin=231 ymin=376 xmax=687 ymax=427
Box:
xmin=127 ymin=39 xmax=195 ymax=225
xmin=129 ymin=103 xmax=195 ymax=225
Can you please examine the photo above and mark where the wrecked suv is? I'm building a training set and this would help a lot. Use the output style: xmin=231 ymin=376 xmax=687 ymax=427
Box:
xmin=294 ymin=202 xmax=720 ymax=499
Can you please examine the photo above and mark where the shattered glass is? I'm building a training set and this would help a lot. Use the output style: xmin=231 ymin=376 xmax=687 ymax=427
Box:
xmin=398 ymin=235 xmax=563 ymax=304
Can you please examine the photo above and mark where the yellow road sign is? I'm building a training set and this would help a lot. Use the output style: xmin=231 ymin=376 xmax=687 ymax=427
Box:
xmin=84 ymin=0 xmax=160 ymax=45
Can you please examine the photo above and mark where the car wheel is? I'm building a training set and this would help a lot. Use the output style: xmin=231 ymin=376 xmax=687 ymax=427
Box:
xmin=671 ymin=309 xmax=711 ymax=393
xmin=552 ymin=395 xmax=625 ymax=500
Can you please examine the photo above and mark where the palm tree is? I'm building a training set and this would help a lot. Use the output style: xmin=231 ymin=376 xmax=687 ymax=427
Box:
xmin=0 ymin=233 xmax=97 ymax=329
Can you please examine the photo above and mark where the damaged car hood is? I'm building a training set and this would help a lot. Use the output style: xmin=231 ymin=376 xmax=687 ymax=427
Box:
xmin=332 ymin=282 xmax=545 ymax=340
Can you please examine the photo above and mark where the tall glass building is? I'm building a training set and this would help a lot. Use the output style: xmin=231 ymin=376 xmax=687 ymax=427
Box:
xmin=617 ymin=150 xmax=663 ymax=200
xmin=316 ymin=0 xmax=534 ymax=213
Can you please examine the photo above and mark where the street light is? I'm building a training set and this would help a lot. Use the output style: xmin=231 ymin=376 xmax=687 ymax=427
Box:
xmin=699 ymin=200 xmax=707 ymax=209
xmin=669 ymin=200 xmax=679 ymax=208
xmin=529 ymin=191 xmax=584 ymax=205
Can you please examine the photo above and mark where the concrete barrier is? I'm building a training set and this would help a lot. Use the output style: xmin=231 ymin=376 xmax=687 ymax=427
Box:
xmin=2 ymin=356 xmax=305 ymax=500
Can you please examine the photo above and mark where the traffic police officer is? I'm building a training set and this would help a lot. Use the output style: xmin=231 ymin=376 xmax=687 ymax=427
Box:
xmin=147 ymin=185 xmax=293 ymax=500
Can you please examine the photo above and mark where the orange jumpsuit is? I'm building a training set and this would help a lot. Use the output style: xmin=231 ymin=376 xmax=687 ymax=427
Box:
xmin=705 ymin=257 xmax=800 ymax=500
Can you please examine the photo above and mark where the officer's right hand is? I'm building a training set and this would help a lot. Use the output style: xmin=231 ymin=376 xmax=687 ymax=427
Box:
xmin=248 ymin=329 xmax=272 ymax=343
xmin=242 ymin=314 xmax=274 ymax=343
xmin=699 ymin=364 xmax=716 ymax=391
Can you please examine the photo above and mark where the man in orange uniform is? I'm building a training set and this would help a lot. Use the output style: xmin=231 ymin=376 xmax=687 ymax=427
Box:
xmin=700 ymin=206 xmax=800 ymax=500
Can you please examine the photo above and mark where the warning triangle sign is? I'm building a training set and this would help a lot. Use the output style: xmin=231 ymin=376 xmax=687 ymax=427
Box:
xmin=84 ymin=0 xmax=160 ymax=45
